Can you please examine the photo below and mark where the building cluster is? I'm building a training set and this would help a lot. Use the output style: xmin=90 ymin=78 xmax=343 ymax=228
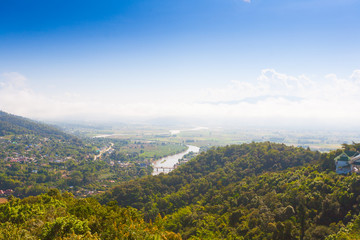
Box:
xmin=6 ymin=156 xmax=34 ymax=163
xmin=0 ymin=189 xmax=14 ymax=195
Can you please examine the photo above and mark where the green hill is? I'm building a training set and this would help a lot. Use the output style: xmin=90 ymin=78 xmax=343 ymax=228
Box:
xmin=1 ymin=111 xmax=359 ymax=239
xmin=100 ymin=142 xmax=360 ymax=239
xmin=0 ymin=190 xmax=181 ymax=239
xmin=0 ymin=110 xmax=72 ymax=139
xmin=101 ymin=143 xmax=321 ymax=211
xmin=0 ymin=111 xmax=96 ymax=197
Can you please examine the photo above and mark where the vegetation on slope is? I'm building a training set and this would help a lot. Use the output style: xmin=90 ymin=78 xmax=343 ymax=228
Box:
xmin=0 ymin=189 xmax=181 ymax=239
xmin=101 ymin=143 xmax=320 ymax=212
xmin=326 ymin=213 xmax=360 ymax=240
xmin=164 ymin=166 xmax=360 ymax=239
xmin=100 ymin=142 xmax=360 ymax=239
xmin=2 ymin=111 xmax=360 ymax=239
xmin=0 ymin=111 xmax=73 ymax=139
xmin=0 ymin=111 xmax=173 ymax=197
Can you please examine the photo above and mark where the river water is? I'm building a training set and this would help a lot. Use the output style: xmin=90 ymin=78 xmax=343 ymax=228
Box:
xmin=152 ymin=145 xmax=200 ymax=175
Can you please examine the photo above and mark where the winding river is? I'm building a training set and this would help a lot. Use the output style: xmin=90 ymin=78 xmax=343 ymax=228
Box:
xmin=152 ymin=145 xmax=200 ymax=175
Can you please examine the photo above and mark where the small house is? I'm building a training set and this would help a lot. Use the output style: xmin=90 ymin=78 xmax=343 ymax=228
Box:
xmin=335 ymin=151 xmax=360 ymax=174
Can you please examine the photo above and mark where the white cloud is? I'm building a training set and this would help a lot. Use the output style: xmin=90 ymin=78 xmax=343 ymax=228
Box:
xmin=1 ymin=72 xmax=27 ymax=89
xmin=243 ymin=0 xmax=251 ymax=3
xmin=1 ymin=69 xmax=360 ymax=128
xmin=199 ymin=69 xmax=315 ymax=102
xmin=350 ymin=70 xmax=360 ymax=83
xmin=197 ymin=69 xmax=360 ymax=126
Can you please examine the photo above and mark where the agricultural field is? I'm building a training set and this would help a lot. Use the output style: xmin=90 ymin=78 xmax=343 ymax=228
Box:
xmin=82 ymin=124 xmax=360 ymax=152
xmin=176 ymin=128 xmax=360 ymax=152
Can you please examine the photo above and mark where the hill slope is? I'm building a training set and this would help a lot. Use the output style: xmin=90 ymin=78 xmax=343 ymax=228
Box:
xmin=100 ymin=142 xmax=360 ymax=239
xmin=0 ymin=110 xmax=71 ymax=139
xmin=101 ymin=143 xmax=321 ymax=211
xmin=0 ymin=190 xmax=181 ymax=239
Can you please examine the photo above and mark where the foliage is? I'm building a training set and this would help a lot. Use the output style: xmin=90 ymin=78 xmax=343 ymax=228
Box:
xmin=100 ymin=142 xmax=360 ymax=239
xmin=0 ymin=111 xmax=74 ymax=140
xmin=0 ymin=111 xmax=180 ymax=197
xmin=101 ymin=142 xmax=320 ymax=211
xmin=3 ymin=110 xmax=360 ymax=239
xmin=0 ymin=190 xmax=181 ymax=239
xmin=326 ymin=213 xmax=360 ymax=240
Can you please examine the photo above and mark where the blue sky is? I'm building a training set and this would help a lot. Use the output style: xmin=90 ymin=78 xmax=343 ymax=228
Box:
xmin=1 ymin=0 xmax=360 ymax=127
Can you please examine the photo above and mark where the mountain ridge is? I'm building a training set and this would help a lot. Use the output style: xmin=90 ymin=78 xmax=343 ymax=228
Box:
xmin=0 ymin=110 xmax=73 ymax=139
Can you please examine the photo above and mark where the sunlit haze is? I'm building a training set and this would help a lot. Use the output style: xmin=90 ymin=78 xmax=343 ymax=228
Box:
xmin=1 ymin=0 xmax=360 ymax=128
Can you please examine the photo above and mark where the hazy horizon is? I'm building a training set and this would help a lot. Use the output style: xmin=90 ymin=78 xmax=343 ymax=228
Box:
xmin=1 ymin=0 xmax=360 ymax=129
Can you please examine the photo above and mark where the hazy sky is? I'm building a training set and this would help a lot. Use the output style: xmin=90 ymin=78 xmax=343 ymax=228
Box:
xmin=1 ymin=0 xmax=360 ymax=127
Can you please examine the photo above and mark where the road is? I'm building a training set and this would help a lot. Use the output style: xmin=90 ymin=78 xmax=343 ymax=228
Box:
xmin=94 ymin=143 xmax=114 ymax=160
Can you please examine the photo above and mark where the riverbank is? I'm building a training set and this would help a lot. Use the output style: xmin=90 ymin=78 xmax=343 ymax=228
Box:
xmin=152 ymin=145 xmax=200 ymax=175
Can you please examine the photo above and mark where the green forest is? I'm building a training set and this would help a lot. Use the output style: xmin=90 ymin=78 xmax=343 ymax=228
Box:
xmin=0 ymin=189 xmax=181 ymax=239
xmin=1 ymin=111 xmax=360 ymax=239
xmin=99 ymin=142 xmax=356 ymax=239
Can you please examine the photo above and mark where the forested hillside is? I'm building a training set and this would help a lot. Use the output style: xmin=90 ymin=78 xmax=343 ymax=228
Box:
xmin=100 ymin=143 xmax=360 ymax=239
xmin=163 ymin=166 xmax=360 ymax=239
xmin=101 ymin=143 xmax=321 ymax=212
xmin=0 ymin=111 xmax=155 ymax=197
xmin=0 ymin=190 xmax=180 ymax=239
xmin=1 ymin=110 xmax=360 ymax=239
xmin=0 ymin=111 xmax=99 ymax=197
xmin=0 ymin=111 xmax=72 ymax=139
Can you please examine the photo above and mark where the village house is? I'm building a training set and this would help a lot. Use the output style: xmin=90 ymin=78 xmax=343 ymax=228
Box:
xmin=335 ymin=151 xmax=360 ymax=174
xmin=0 ymin=189 xmax=14 ymax=195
